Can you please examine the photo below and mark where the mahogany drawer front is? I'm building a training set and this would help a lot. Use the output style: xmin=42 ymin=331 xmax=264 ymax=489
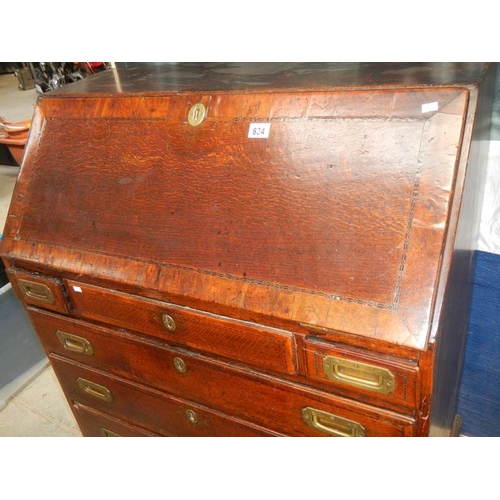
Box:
xmin=64 ymin=280 xmax=297 ymax=375
xmin=28 ymin=308 xmax=190 ymax=385
xmin=52 ymin=352 xmax=414 ymax=437
xmin=71 ymin=403 xmax=160 ymax=437
xmin=51 ymin=356 xmax=283 ymax=437
xmin=7 ymin=268 xmax=70 ymax=313
xmin=32 ymin=308 xmax=415 ymax=436
xmin=303 ymin=339 xmax=419 ymax=411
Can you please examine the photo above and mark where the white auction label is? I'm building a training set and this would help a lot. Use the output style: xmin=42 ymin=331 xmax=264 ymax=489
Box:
xmin=248 ymin=123 xmax=271 ymax=138
xmin=73 ymin=286 xmax=83 ymax=293
xmin=421 ymin=102 xmax=439 ymax=113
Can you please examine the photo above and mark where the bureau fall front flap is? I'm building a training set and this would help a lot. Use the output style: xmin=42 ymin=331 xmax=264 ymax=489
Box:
xmin=1 ymin=88 xmax=469 ymax=349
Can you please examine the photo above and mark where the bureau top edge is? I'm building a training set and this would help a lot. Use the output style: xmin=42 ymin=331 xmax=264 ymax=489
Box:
xmin=43 ymin=62 xmax=491 ymax=97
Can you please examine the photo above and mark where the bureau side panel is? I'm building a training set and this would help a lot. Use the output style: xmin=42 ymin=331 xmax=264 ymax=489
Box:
xmin=428 ymin=66 xmax=495 ymax=436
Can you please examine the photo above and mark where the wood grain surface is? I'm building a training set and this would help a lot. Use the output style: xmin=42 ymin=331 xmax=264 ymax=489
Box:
xmin=2 ymin=88 xmax=468 ymax=348
xmin=0 ymin=63 xmax=493 ymax=436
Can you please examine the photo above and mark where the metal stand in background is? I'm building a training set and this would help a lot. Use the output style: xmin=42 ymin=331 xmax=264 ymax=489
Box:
xmin=14 ymin=66 xmax=35 ymax=91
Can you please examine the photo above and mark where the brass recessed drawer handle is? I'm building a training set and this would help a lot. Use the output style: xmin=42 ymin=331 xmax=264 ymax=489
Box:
xmin=56 ymin=330 xmax=94 ymax=356
xmin=322 ymin=355 xmax=396 ymax=394
xmin=77 ymin=378 xmax=113 ymax=403
xmin=302 ymin=407 xmax=366 ymax=437
xmin=101 ymin=428 xmax=121 ymax=437
xmin=161 ymin=313 xmax=176 ymax=332
xmin=17 ymin=279 xmax=55 ymax=304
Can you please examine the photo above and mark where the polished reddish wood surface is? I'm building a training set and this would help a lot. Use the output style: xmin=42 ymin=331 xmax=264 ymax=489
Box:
xmin=72 ymin=403 xmax=160 ymax=437
xmin=0 ymin=63 xmax=494 ymax=436
xmin=64 ymin=280 xmax=297 ymax=375
xmin=50 ymin=353 xmax=415 ymax=437
xmin=2 ymin=87 xmax=469 ymax=349
xmin=7 ymin=268 xmax=70 ymax=314
xmin=52 ymin=356 xmax=281 ymax=437
xmin=303 ymin=337 xmax=419 ymax=411
xmin=29 ymin=300 xmax=297 ymax=384
xmin=28 ymin=304 xmax=413 ymax=414
xmin=27 ymin=306 xmax=415 ymax=436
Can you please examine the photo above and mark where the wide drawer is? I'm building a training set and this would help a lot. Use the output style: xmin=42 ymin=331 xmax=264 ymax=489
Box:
xmin=64 ymin=280 xmax=297 ymax=375
xmin=71 ymin=403 xmax=160 ymax=437
xmin=51 ymin=356 xmax=283 ymax=437
xmin=32 ymin=309 xmax=416 ymax=436
xmin=7 ymin=268 xmax=70 ymax=313
xmin=303 ymin=338 xmax=419 ymax=411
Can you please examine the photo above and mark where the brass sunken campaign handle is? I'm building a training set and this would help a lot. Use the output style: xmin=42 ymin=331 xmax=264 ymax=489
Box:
xmin=322 ymin=355 xmax=396 ymax=394
xmin=302 ymin=407 xmax=366 ymax=437
xmin=56 ymin=330 xmax=94 ymax=356
xmin=77 ymin=378 xmax=113 ymax=403
xmin=17 ymin=279 xmax=55 ymax=304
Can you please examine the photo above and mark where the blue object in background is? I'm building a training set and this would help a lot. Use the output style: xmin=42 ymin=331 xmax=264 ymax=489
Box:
xmin=456 ymin=250 xmax=500 ymax=436
xmin=456 ymin=64 xmax=500 ymax=436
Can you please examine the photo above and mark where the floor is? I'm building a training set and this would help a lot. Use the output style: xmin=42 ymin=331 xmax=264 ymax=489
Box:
xmin=0 ymin=71 xmax=82 ymax=436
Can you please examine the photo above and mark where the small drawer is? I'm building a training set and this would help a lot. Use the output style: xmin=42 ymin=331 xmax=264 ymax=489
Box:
xmin=303 ymin=338 xmax=419 ymax=410
xmin=52 ymin=351 xmax=415 ymax=437
xmin=7 ymin=268 xmax=70 ymax=313
xmin=64 ymin=280 xmax=297 ymax=375
xmin=30 ymin=309 xmax=416 ymax=436
xmin=51 ymin=356 xmax=284 ymax=437
xmin=72 ymin=403 xmax=160 ymax=437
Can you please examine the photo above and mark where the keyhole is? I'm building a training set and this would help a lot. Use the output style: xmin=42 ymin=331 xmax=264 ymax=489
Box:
xmin=188 ymin=103 xmax=206 ymax=126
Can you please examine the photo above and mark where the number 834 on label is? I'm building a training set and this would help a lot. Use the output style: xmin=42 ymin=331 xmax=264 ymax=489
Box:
xmin=248 ymin=123 xmax=271 ymax=138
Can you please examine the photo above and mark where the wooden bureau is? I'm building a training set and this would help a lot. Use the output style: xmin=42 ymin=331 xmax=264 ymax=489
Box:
xmin=0 ymin=63 xmax=494 ymax=437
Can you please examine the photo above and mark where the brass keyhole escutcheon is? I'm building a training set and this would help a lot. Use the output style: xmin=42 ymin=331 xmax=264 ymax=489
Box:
xmin=162 ymin=313 xmax=176 ymax=332
xmin=173 ymin=357 xmax=187 ymax=373
xmin=188 ymin=103 xmax=206 ymax=126
xmin=186 ymin=409 xmax=198 ymax=425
